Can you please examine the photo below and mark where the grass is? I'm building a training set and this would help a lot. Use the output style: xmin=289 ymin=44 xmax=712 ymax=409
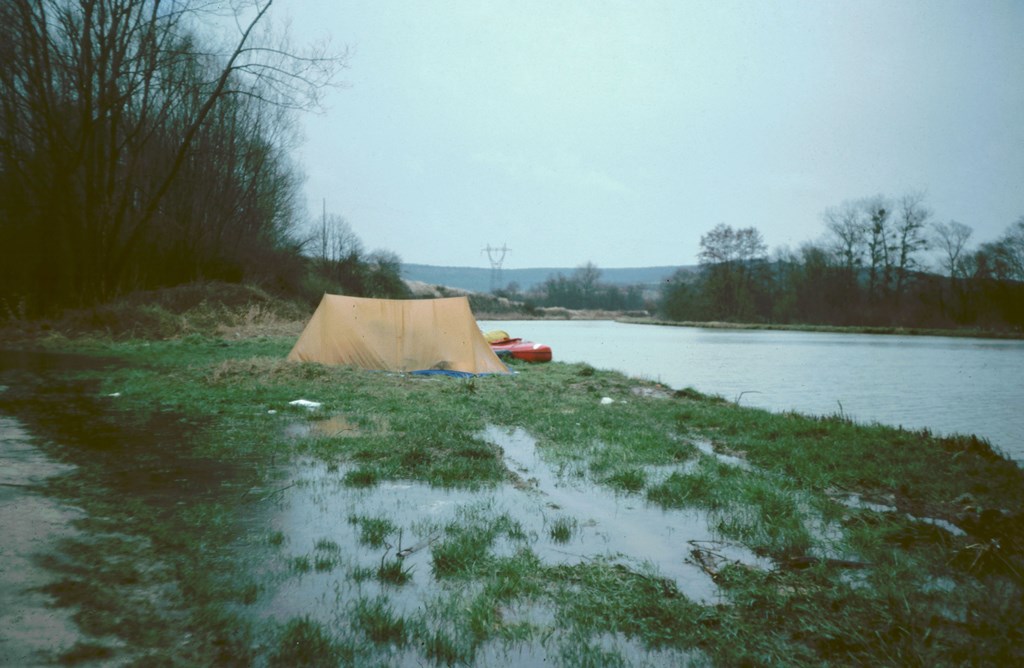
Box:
xmin=269 ymin=616 xmax=350 ymax=667
xmin=647 ymin=457 xmax=820 ymax=558
xmin=377 ymin=558 xmax=413 ymax=585
xmin=604 ymin=467 xmax=647 ymax=493
xmin=549 ymin=516 xmax=577 ymax=543
xmin=3 ymin=332 xmax=1023 ymax=666
xmin=430 ymin=507 xmax=528 ymax=579
xmin=291 ymin=555 xmax=312 ymax=574
xmin=348 ymin=515 xmax=397 ymax=547
xmin=352 ymin=596 xmax=408 ymax=646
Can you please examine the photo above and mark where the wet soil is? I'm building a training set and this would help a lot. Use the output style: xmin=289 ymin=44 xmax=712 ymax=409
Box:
xmin=0 ymin=349 xmax=253 ymax=665
xmin=0 ymin=415 xmax=86 ymax=665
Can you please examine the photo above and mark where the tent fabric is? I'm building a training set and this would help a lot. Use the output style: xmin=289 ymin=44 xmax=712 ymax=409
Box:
xmin=287 ymin=294 xmax=510 ymax=375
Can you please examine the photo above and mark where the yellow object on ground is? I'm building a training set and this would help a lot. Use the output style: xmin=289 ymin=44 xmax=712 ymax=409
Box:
xmin=287 ymin=295 xmax=509 ymax=375
xmin=483 ymin=329 xmax=511 ymax=343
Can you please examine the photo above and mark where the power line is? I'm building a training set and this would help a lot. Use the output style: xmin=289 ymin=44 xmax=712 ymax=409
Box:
xmin=482 ymin=243 xmax=510 ymax=292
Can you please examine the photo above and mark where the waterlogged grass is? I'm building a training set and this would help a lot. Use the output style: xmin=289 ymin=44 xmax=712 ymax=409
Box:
xmin=672 ymin=399 xmax=1020 ymax=509
xmin=549 ymin=516 xmax=577 ymax=543
xmin=353 ymin=596 xmax=408 ymax=646
xmin=5 ymin=334 xmax=1024 ymax=665
xmin=377 ymin=558 xmax=413 ymax=585
xmin=348 ymin=514 xmax=397 ymax=548
xmin=269 ymin=616 xmax=352 ymax=667
xmin=604 ymin=466 xmax=647 ymax=493
xmin=647 ymin=457 xmax=820 ymax=558
xmin=430 ymin=505 xmax=530 ymax=579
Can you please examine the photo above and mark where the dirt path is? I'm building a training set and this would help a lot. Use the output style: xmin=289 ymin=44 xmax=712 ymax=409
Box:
xmin=0 ymin=415 xmax=88 ymax=666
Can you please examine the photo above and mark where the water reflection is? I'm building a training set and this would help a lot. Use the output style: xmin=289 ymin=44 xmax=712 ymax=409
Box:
xmin=0 ymin=350 xmax=247 ymax=505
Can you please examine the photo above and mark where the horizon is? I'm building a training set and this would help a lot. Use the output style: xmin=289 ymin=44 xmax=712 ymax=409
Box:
xmin=402 ymin=261 xmax=694 ymax=271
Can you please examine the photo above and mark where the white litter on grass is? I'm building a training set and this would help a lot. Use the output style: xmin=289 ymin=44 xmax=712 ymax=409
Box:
xmin=107 ymin=392 xmax=121 ymax=398
xmin=288 ymin=399 xmax=322 ymax=410
xmin=600 ymin=397 xmax=614 ymax=405
xmin=267 ymin=410 xmax=277 ymax=415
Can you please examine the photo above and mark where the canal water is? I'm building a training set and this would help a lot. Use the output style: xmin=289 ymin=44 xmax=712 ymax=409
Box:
xmin=480 ymin=320 xmax=1024 ymax=464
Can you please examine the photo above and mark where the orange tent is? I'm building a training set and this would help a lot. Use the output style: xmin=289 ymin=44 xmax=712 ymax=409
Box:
xmin=287 ymin=295 xmax=509 ymax=376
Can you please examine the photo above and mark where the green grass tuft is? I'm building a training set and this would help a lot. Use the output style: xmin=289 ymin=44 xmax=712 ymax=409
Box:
xmin=353 ymin=597 xmax=407 ymax=646
xmin=549 ymin=516 xmax=577 ymax=544
xmin=347 ymin=515 xmax=396 ymax=548
xmin=343 ymin=466 xmax=379 ymax=487
xmin=604 ymin=467 xmax=647 ymax=492
xmin=291 ymin=555 xmax=311 ymax=574
xmin=313 ymin=538 xmax=340 ymax=552
xmin=377 ymin=559 xmax=412 ymax=585
xmin=269 ymin=616 xmax=350 ymax=667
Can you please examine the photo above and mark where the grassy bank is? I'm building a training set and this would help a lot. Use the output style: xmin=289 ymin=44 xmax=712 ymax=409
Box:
xmin=2 ymin=332 xmax=1022 ymax=666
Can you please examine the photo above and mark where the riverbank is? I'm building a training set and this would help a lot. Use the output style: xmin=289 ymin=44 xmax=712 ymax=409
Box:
xmin=620 ymin=317 xmax=1024 ymax=340
xmin=1 ymin=332 xmax=1022 ymax=665
xmin=470 ymin=308 xmax=1024 ymax=341
xmin=3 ymin=278 xmax=1018 ymax=343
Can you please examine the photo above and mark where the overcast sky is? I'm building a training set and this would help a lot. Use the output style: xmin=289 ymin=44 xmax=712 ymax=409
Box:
xmin=274 ymin=1 xmax=1023 ymax=269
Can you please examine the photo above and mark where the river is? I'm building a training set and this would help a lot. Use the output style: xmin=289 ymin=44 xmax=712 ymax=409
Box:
xmin=479 ymin=320 xmax=1024 ymax=464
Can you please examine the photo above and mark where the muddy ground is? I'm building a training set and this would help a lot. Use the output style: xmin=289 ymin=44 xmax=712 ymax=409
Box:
xmin=0 ymin=415 xmax=88 ymax=666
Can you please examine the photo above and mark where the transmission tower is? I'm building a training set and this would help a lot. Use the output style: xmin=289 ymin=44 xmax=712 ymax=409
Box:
xmin=482 ymin=243 xmax=510 ymax=293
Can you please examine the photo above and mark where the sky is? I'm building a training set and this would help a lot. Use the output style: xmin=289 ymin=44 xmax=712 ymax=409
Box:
xmin=272 ymin=0 xmax=1023 ymax=269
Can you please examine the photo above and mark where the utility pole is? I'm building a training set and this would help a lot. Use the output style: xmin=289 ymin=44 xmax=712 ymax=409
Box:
xmin=482 ymin=243 xmax=510 ymax=293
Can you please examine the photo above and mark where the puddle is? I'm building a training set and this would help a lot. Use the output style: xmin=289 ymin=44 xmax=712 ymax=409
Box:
xmin=490 ymin=426 xmax=770 ymax=600
xmin=836 ymin=493 xmax=967 ymax=537
xmin=0 ymin=414 xmax=87 ymax=665
xmin=254 ymin=423 xmax=772 ymax=644
xmin=837 ymin=492 xmax=898 ymax=514
xmin=284 ymin=416 xmax=362 ymax=439
xmin=252 ymin=460 xmax=486 ymax=623
xmin=693 ymin=439 xmax=752 ymax=470
xmin=0 ymin=352 xmax=246 ymax=506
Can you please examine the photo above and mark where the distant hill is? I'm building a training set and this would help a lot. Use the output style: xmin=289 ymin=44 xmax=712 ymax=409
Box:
xmin=402 ymin=263 xmax=696 ymax=293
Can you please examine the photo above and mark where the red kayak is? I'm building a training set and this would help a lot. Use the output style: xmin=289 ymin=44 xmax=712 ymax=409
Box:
xmin=488 ymin=336 xmax=553 ymax=363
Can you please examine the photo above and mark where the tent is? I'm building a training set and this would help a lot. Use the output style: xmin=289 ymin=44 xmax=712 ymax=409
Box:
xmin=287 ymin=294 xmax=510 ymax=376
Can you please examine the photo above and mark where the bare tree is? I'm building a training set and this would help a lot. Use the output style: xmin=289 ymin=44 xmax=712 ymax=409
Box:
xmin=698 ymin=223 xmax=767 ymax=265
xmin=983 ymin=216 xmax=1024 ymax=282
xmin=861 ymin=195 xmax=893 ymax=301
xmin=0 ymin=0 xmax=345 ymax=312
xmin=574 ymin=261 xmax=602 ymax=305
xmin=932 ymin=220 xmax=973 ymax=284
xmin=891 ymin=191 xmax=931 ymax=297
xmin=822 ymin=201 xmax=865 ymax=284
xmin=315 ymin=213 xmax=362 ymax=265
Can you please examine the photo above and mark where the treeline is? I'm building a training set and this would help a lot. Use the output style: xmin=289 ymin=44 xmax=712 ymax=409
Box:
xmin=661 ymin=194 xmax=1024 ymax=330
xmin=497 ymin=262 xmax=647 ymax=312
xmin=0 ymin=0 xmax=350 ymax=317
